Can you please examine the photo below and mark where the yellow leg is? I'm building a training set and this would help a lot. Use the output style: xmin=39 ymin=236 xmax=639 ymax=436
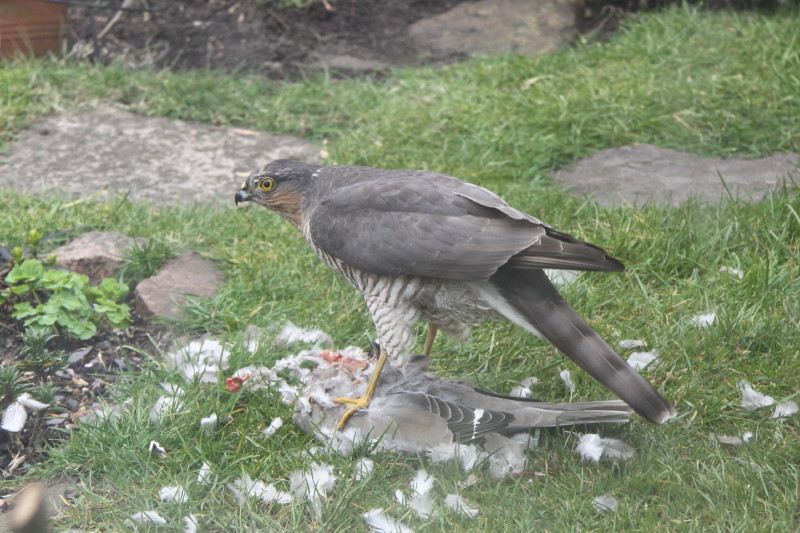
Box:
xmin=423 ymin=323 xmax=438 ymax=357
xmin=332 ymin=346 xmax=389 ymax=429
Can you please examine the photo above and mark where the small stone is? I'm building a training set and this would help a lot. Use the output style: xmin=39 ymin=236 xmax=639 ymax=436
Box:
xmin=52 ymin=231 xmax=143 ymax=285
xmin=135 ymin=250 xmax=223 ymax=320
xmin=67 ymin=347 xmax=92 ymax=364
xmin=410 ymin=0 xmax=575 ymax=59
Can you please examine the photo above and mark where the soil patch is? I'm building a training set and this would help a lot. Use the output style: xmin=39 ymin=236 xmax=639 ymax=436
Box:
xmin=66 ymin=0 xmax=474 ymax=75
xmin=0 ymin=308 xmax=169 ymax=502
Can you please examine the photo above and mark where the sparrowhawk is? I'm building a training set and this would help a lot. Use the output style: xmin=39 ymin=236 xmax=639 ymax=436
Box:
xmin=235 ymin=160 xmax=676 ymax=427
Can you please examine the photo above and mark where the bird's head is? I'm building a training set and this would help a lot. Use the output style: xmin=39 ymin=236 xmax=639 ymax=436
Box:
xmin=235 ymin=159 xmax=318 ymax=228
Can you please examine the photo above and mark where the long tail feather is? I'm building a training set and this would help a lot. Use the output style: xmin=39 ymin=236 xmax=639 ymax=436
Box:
xmin=488 ymin=266 xmax=676 ymax=425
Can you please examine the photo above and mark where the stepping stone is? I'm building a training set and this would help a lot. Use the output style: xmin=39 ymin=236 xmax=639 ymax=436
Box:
xmin=0 ymin=105 xmax=320 ymax=206
xmin=134 ymin=250 xmax=223 ymax=320
xmin=553 ymin=144 xmax=799 ymax=206
xmin=410 ymin=0 xmax=575 ymax=59
xmin=52 ymin=231 xmax=143 ymax=285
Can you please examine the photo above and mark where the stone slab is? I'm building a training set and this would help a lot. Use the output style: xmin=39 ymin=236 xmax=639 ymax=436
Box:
xmin=410 ymin=0 xmax=576 ymax=58
xmin=0 ymin=105 xmax=320 ymax=206
xmin=52 ymin=231 xmax=143 ymax=285
xmin=553 ymin=144 xmax=799 ymax=206
xmin=134 ymin=250 xmax=223 ymax=320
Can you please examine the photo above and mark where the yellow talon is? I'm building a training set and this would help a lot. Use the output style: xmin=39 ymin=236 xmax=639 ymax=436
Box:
xmin=331 ymin=346 xmax=390 ymax=429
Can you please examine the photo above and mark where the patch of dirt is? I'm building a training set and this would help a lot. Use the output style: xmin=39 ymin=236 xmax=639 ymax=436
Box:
xmin=0 ymin=298 xmax=170 ymax=500
xmin=66 ymin=0 xmax=474 ymax=76
xmin=64 ymin=0 xmax=783 ymax=77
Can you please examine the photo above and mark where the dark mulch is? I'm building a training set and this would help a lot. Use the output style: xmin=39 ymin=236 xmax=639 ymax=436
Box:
xmin=66 ymin=0 xmax=472 ymax=76
xmin=63 ymin=0 xmax=791 ymax=77
xmin=1 ymin=299 xmax=170 ymax=503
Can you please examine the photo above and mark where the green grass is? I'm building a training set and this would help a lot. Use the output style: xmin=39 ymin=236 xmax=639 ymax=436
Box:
xmin=1 ymin=6 xmax=799 ymax=532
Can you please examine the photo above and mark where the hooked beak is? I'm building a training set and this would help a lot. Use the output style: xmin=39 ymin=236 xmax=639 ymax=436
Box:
xmin=235 ymin=189 xmax=251 ymax=207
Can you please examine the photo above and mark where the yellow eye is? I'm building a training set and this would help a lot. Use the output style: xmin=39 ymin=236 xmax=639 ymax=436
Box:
xmin=257 ymin=177 xmax=275 ymax=191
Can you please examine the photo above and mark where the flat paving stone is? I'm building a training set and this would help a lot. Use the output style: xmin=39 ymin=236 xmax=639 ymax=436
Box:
xmin=0 ymin=106 xmax=320 ymax=206
xmin=553 ymin=144 xmax=798 ymax=206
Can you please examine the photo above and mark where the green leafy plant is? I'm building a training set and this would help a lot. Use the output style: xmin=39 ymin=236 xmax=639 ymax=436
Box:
xmin=1 ymin=259 xmax=131 ymax=340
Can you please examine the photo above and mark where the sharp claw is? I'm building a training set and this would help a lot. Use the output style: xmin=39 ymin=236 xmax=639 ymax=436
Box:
xmin=332 ymin=395 xmax=373 ymax=429
xmin=332 ymin=395 xmax=371 ymax=409
xmin=337 ymin=407 xmax=359 ymax=430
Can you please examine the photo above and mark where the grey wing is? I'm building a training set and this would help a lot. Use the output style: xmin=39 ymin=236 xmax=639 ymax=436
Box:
xmin=308 ymin=175 xmax=622 ymax=281
xmin=398 ymin=392 xmax=515 ymax=443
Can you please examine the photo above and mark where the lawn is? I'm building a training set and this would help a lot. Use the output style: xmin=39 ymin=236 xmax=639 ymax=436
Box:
xmin=1 ymin=6 xmax=799 ymax=532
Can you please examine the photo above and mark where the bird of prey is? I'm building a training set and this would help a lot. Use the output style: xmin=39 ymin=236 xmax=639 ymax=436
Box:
xmin=235 ymin=160 xmax=676 ymax=427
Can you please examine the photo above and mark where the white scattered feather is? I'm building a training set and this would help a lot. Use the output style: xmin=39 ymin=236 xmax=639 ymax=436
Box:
xmin=289 ymin=463 xmax=336 ymax=519
xmin=270 ymin=351 xmax=321 ymax=382
xmin=126 ymin=510 xmax=167 ymax=526
xmin=164 ymin=339 xmax=231 ymax=383
xmin=428 ymin=442 xmax=486 ymax=471
xmin=691 ymin=312 xmax=716 ymax=328
xmin=484 ymin=435 xmax=527 ymax=479
xmin=577 ymin=434 xmax=604 ymax=462
xmin=232 ymin=473 xmax=293 ymax=505
xmin=772 ymin=400 xmax=798 ymax=419
xmin=148 ymin=441 xmax=168 ymax=458
xmin=1 ymin=402 xmax=27 ymax=432
xmin=457 ymin=444 xmax=486 ymax=472
xmin=353 ymin=458 xmax=374 ymax=480
xmin=444 ymin=494 xmax=479 ymax=518
xmin=228 ymin=365 xmax=278 ymax=391
xmin=545 ymin=269 xmax=579 ymax=286
xmin=738 ymin=381 xmax=775 ymax=410
xmin=160 ymin=382 xmax=185 ymax=396
xmin=560 ymin=369 xmax=576 ymax=393
xmin=410 ymin=469 xmax=435 ymax=495
xmin=709 ymin=432 xmax=753 ymax=446
xmin=509 ymin=385 xmax=532 ymax=398
xmin=261 ymin=416 xmax=283 ymax=438
xmin=363 ymin=508 xmax=414 ymax=533
xmin=150 ymin=395 xmax=184 ymax=422
xmin=509 ymin=431 xmax=540 ymax=449
xmin=159 ymin=485 xmax=188 ymax=503
xmin=397 ymin=469 xmax=438 ymax=520
xmin=2 ymin=393 xmax=53 ymax=432
xmin=520 ymin=376 xmax=539 ymax=387
xmin=429 ymin=442 xmax=457 ymax=463
xmin=577 ymin=434 xmax=635 ymax=462
xmin=592 ymin=495 xmax=618 ymax=513
xmin=276 ymin=321 xmax=333 ymax=348
xmin=16 ymin=393 xmax=50 ymax=411
xmin=197 ymin=462 xmax=212 ymax=485
xmin=627 ymin=350 xmax=659 ymax=371
xmin=409 ymin=493 xmax=437 ymax=520
xmin=618 ymin=339 xmax=646 ymax=350
xmin=227 ymin=483 xmax=246 ymax=506
xmin=200 ymin=413 xmax=218 ymax=435
xmin=183 ymin=514 xmax=199 ymax=533
xmin=718 ymin=266 xmax=744 ymax=279
xmin=277 ymin=380 xmax=300 ymax=405
xmin=339 ymin=345 xmax=367 ymax=359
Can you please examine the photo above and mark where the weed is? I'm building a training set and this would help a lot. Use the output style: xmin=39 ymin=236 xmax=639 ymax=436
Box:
xmin=2 ymin=258 xmax=131 ymax=340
